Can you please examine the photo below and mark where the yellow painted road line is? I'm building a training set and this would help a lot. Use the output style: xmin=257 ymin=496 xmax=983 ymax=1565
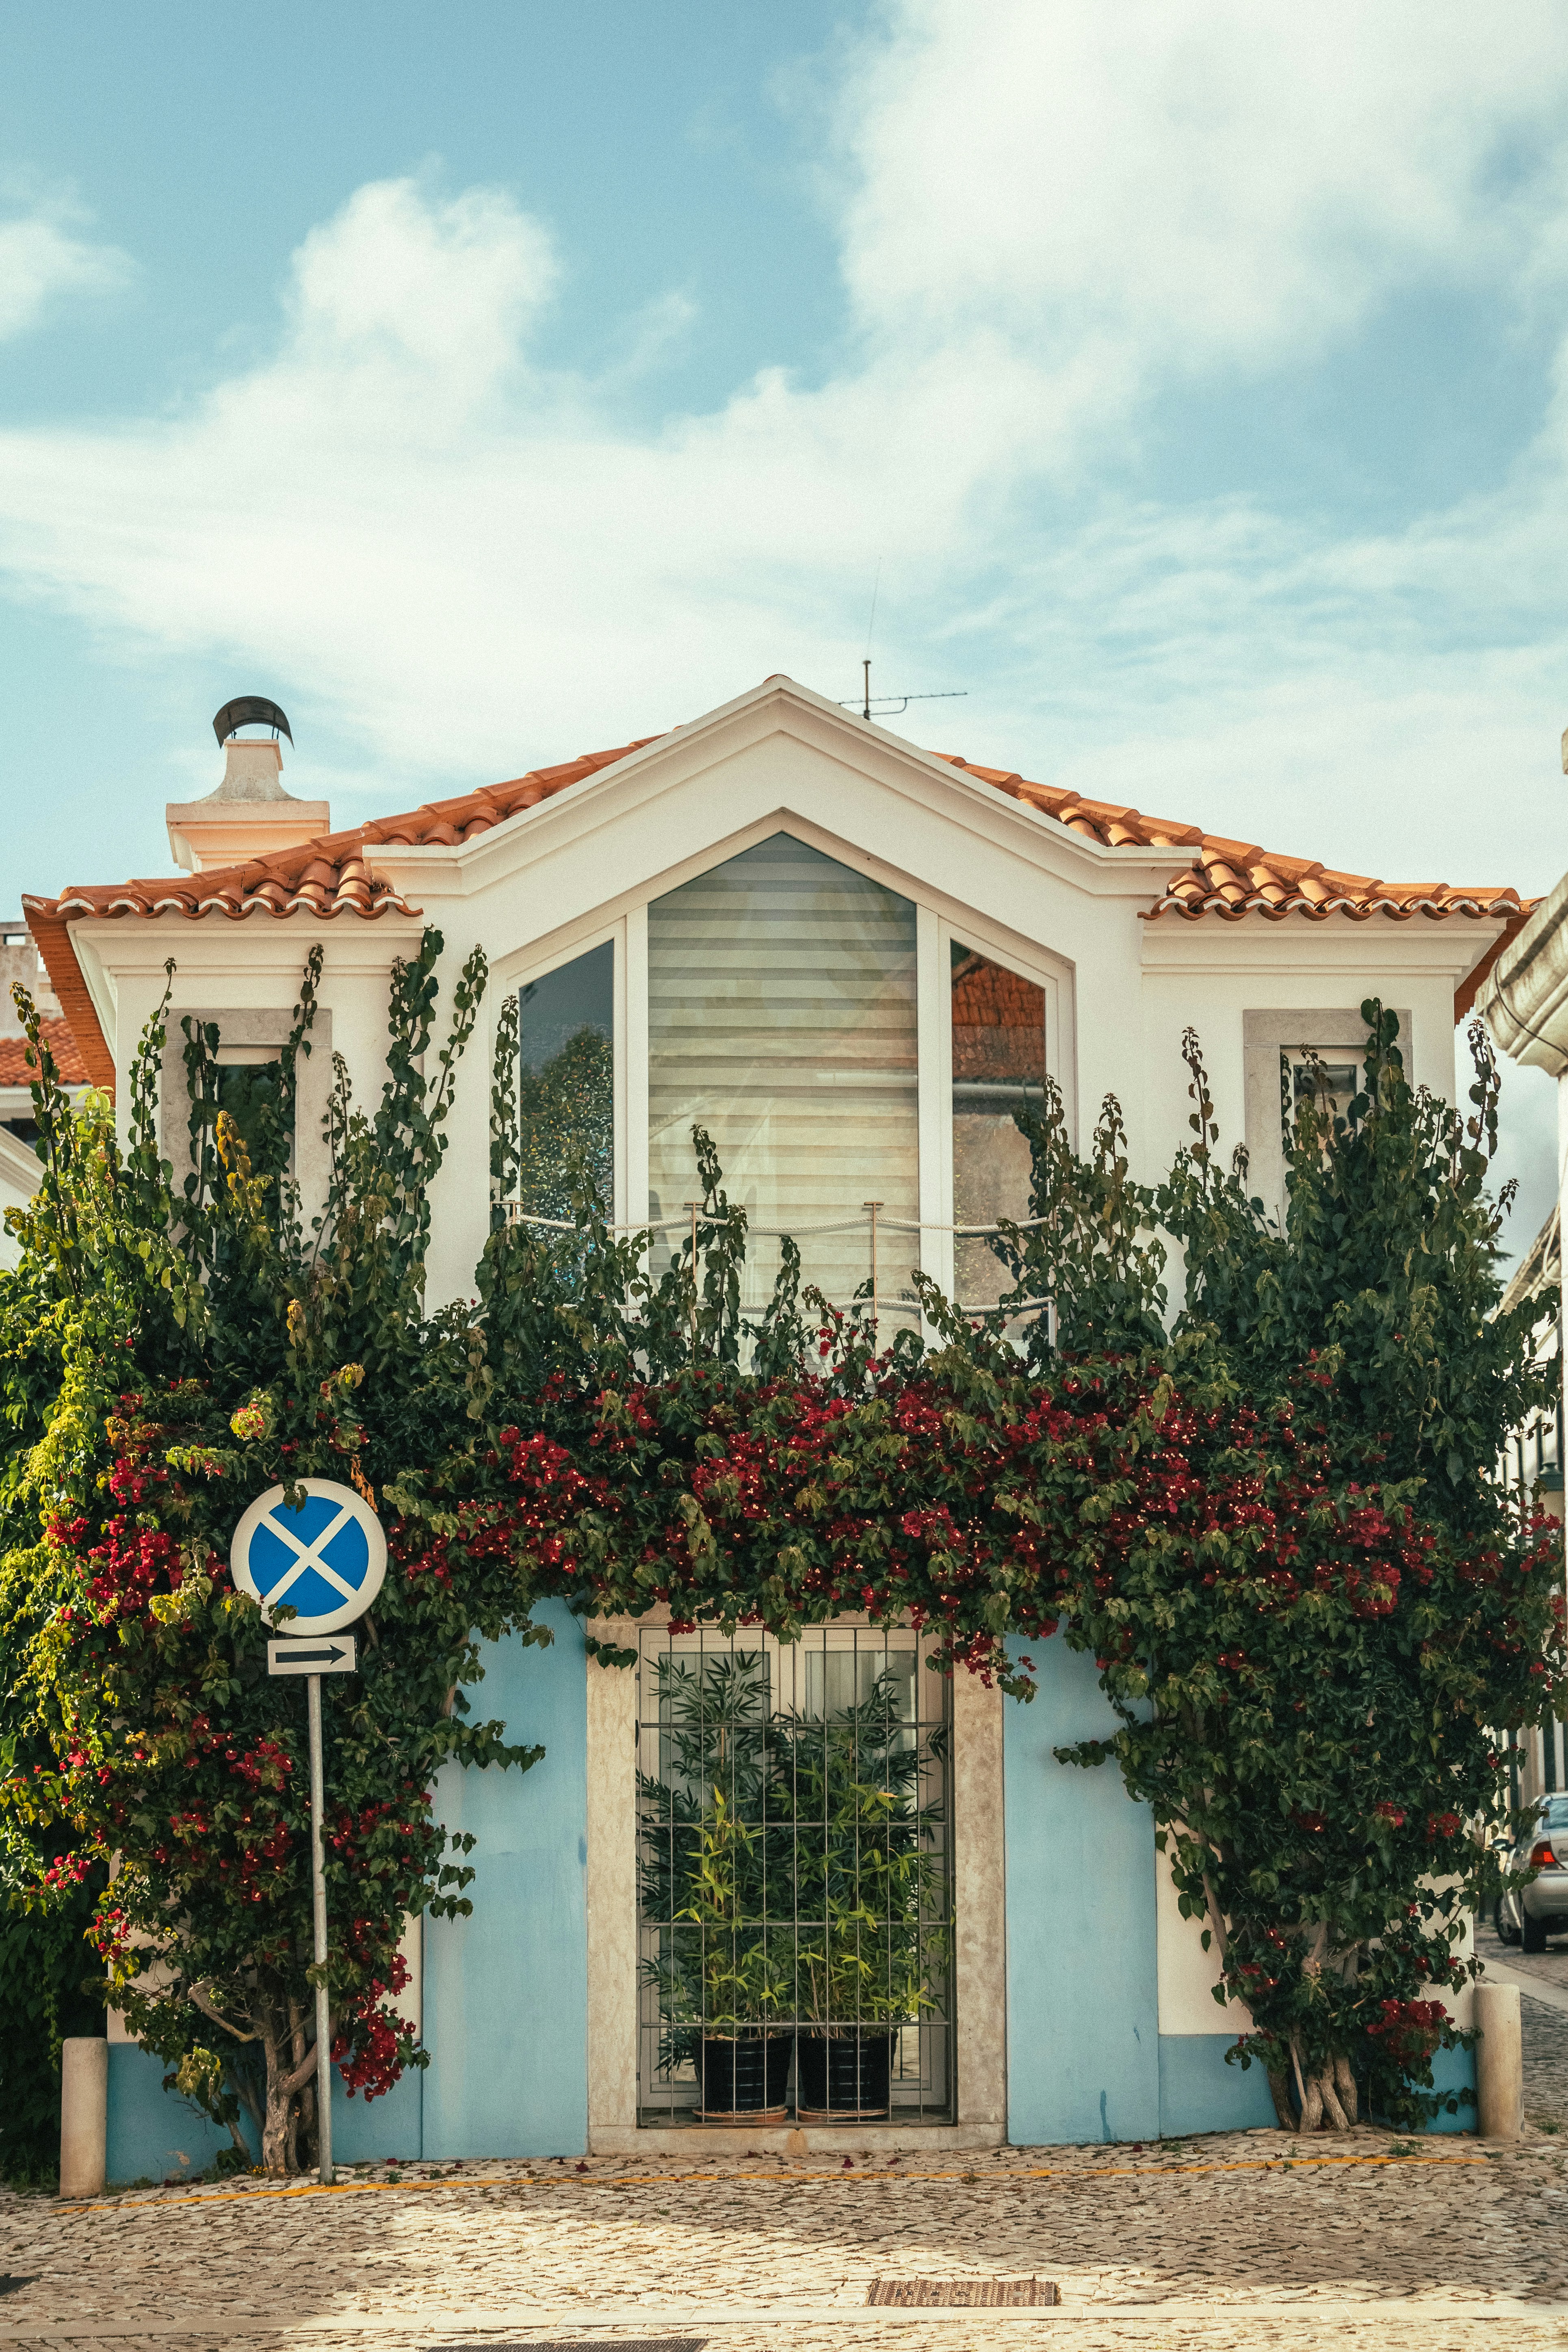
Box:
xmin=56 ymin=2146 xmax=1491 ymax=2216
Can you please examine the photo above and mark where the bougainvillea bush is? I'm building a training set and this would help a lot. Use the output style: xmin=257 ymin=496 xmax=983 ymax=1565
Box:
xmin=0 ymin=940 xmax=541 ymax=2175
xmin=0 ymin=935 xmax=1562 ymax=2173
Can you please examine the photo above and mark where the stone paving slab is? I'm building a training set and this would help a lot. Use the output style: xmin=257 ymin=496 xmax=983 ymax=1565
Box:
xmin=0 ymin=2135 xmax=1561 ymax=2352
xmin=9 ymin=2324 xmax=1568 ymax=2342
xmin=3 ymin=2127 xmax=1567 ymax=2349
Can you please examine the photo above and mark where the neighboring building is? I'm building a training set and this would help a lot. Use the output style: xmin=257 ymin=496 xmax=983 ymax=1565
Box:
xmin=1483 ymin=887 xmax=1568 ymax=1816
xmin=24 ymin=676 xmax=1532 ymax=2174
xmin=1499 ymin=1205 xmax=1564 ymax=1524
xmin=0 ymin=916 xmax=87 ymax=1263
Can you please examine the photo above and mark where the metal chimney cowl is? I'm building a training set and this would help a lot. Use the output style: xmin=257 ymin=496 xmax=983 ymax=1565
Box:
xmin=166 ymin=730 xmax=331 ymax=874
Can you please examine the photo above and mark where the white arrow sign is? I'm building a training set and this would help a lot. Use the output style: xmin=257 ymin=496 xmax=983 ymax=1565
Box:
xmin=267 ymin=1636 xmax=357 ymax=1676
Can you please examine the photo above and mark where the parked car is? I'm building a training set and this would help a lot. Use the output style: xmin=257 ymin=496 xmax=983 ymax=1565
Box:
xmin=1497 ymin=1792 xmax=1568 ymax=1952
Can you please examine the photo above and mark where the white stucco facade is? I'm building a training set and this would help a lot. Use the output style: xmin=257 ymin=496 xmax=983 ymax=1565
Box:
xmin=32 ymin=676 xmax=1513 ymax=2161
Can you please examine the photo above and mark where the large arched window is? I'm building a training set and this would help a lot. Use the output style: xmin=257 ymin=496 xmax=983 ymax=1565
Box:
xmin=647 ymin=834 xmax=918 ymax=1312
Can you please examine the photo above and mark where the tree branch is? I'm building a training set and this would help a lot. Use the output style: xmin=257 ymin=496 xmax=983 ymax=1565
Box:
xmin=282 ymin=2022 xmax=334 ymax=2099
xmin=190 ymin=1983 xmax=260 ymax=2044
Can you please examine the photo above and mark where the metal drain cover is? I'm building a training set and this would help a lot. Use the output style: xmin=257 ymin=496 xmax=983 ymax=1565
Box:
xmin=868 ymin=2280 xmax=1059 ymax=2307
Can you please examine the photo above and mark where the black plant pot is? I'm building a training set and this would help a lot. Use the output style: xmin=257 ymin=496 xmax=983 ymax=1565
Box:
xmin=795 ymin=2029 xmax=894 ymax=2119
xmin=699 ymin=2034 xmax=792 ymax=2120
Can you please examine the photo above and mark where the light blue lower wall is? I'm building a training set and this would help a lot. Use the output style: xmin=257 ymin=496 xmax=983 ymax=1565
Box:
xmin=331 ymin=2055 xmax=423 ymax=2163
xmin=1158 ymin=2032 xmax=1474 ymax=2135
xmin=1157 ymin=2035 xmax=1277 ymax=2135
xmin=1420 ymin=2040 xmax=1476 ymax=2132
xmin=106 ymin=2044 xmax=252 ymax=2186
xmin=1004 ymin=1630 xmax=1161 ymax=2145
xmin=104 ymin=1601 xmax=589 ymax=2176
xmin=422 ymin=1601 xmax=589 ymax=2157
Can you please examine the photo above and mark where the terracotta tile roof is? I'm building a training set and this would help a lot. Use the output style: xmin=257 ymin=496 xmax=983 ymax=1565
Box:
xmin=930 ymin=757 xmax=1530 ymax=927
xmin=23 ymin=724 xmax=1529 ymax=1095
xmin=26 ymin=740 xmax=657 ymax=931
xmin=0 ymin=1016 xmax=88 ymax=1089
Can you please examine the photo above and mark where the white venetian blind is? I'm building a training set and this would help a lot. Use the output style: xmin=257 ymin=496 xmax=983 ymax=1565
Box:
xmin=647 ymin=834 xmax=918 ymax=1311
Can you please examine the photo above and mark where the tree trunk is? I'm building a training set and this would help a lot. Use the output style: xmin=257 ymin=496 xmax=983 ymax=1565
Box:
xmin=1332 ymin=2051 xmax=1358 ymax=2124
xmin=1286 ymin=2037 xmax=1355 ymax=2134
xmin=259 ymin=2002 xmax=323 ymax=2174
xmin=260 ymin=2023 xmax=295 ymax=2174
xmin=1316 ymin=2067 xmax=1350 ymax=2131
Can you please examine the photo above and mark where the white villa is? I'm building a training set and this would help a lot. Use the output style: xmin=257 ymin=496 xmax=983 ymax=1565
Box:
xmin=22 ymin=674 xmax=1532 ymax=2175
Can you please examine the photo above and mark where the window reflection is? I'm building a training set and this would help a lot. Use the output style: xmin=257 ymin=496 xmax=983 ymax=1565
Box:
xmin=518 ymin=942 xmax=614 ymax=1220
xmin=950 ymin=944 xmax=1045 ymax=1308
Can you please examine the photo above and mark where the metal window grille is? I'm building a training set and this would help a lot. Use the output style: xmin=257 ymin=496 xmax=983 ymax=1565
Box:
xmin=635 ymin=1621 xmax=953 ymax=2127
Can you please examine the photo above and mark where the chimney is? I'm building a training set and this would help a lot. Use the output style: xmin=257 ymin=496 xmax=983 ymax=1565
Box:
xmin=166 ymin=698 xmax=331 ymax=873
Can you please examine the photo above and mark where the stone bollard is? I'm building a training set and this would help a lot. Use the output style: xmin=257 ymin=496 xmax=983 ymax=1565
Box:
xmin=1474 ymin=1981 xmax=1523 ymax=2141
xmin=59 ymin=2036 xmax=108 ymax=2197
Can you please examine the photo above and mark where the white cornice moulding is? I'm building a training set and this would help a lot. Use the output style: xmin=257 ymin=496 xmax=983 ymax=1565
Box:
xmin=0 ymin=1125 xmax=41 ymax=1197
xmin=1140 ymin=918 xmax=1503 ymax=983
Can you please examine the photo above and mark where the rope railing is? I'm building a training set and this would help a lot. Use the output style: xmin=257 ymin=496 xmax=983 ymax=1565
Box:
xmin=500 ymin=1204 xmax=1063 ymax=1240
xmin=500 ymin=1197 xmax=1057 ymax=1343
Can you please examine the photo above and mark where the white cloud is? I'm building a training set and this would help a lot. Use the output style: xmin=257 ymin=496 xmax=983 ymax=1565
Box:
xmin=1 ymin=0 xmax=1568 ymax=865
xmin=283 ymin=178 xmax=557 ymax=407
xmin=0 ymin=198 xmax=133 ymax=342
xmin=839 ymin=0 xmax=1568 ymax=380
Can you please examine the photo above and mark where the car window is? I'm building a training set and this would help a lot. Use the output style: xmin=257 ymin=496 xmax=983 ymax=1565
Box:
xmin=1544 ymin=1796 xmax=1568 ymax=1830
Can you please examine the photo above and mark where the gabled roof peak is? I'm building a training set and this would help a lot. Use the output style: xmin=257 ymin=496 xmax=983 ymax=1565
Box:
xmin=22 ymin=680 xmax=1532 ymax=1091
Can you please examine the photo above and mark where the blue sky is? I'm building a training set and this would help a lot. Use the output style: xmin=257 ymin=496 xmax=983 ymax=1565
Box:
xmin=3 ymin=0 xmax=1568 ymax=1251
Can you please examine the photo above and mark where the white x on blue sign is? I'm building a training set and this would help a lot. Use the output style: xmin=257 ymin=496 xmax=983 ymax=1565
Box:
xmin=230 ymin=1479 xmax=387 ymax=1635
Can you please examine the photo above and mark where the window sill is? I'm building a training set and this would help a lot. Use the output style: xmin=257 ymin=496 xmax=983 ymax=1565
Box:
xmin=592 ymin=2120 xmax=1004 ymax=2157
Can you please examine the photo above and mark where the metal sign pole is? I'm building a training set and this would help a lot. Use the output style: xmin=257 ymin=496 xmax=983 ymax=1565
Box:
xmin=234 ymin=1477 xmax=386 ymax=2192
xmin=306 ymin=1672 xmax=334 ymax=2187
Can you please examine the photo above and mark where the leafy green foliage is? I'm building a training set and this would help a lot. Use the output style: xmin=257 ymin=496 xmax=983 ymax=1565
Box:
xmin=1050 ymin=1011 xmax=1566 ymax=2127
xmin=0 ymin=956 xmax=1559 ymax=2160
xmin=0 ymin=934 xmax=541 ymax=2176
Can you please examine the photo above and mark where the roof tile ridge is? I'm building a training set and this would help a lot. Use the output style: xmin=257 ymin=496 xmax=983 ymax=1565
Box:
xmin=1191 ymin=833 xmax=1266 ymax=866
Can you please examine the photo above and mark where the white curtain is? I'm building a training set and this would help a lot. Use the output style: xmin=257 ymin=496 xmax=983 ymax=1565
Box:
xmin=648 ymin=834 xmax=918 ymax=1315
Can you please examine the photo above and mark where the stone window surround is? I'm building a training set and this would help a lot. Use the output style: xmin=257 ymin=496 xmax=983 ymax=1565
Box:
xmin=584 ymin=1607 xmax=1007 ymax=2155
xmin=158 ymin=1005 xmax=335 ymax=1218
xmin=1242 ymin=1007 xmax=1411 ymax=1218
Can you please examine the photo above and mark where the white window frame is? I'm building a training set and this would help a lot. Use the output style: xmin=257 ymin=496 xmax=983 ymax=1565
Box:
xmin=1242 ymin=1007 xmax=1411 ymax=1222
xmin=487 ymin=824 xmax=1073 ymax=1295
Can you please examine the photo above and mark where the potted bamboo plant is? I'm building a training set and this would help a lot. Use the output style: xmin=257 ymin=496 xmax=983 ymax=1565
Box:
xmin=782 ymin=1669 xmax=949 ymax=2120
xmin=638 ymin=1652 xmax=793 ymax=2118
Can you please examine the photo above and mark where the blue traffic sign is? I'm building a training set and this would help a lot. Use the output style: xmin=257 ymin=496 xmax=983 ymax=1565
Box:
xmin=230 ymin=1479 xmax=387 ymax=1635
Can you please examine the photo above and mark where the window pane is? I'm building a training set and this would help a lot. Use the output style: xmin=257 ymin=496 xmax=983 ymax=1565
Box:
xmin=518 ymin=942 xmax=614 ymax=1219
xmin=951 ymin=944 xmax=1045 ymax=1308
xmin=648 ymin=836 xmax=917 ymax=1312
xmin=214 ymin=1060 xmax=284 ymax=1164
xmin=1281 ymin=1050 xmax=1359 ymax=1147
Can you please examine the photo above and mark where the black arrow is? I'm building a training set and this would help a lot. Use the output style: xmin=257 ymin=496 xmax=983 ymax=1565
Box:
xmin=276 ymin=1644 xmax=348 ymax=1665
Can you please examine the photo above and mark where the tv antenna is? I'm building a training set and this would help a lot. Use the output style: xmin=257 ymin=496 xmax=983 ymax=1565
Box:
xmin=839 ymin=659 xmax=967 ymax=722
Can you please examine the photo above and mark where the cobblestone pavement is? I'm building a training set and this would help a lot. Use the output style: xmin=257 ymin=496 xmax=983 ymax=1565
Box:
xmin=3 ymin=2127 xmax=1568 ymax=2352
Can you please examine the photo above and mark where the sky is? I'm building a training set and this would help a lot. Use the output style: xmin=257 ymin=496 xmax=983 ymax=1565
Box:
xmin=2 ymin=0 xmax=1567 ymax=1258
